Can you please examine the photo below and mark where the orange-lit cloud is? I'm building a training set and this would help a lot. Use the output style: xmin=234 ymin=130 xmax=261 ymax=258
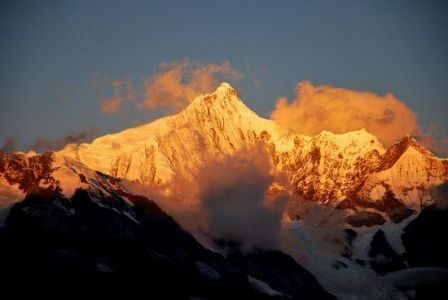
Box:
xmin=126 ymin=81 xmax=136 ymax=101
xmin=142 ymin=60 xmax=241 ymax=112
xmin=100 ymin=80 xmax=136 ymax=114
xmin=100 ymin=96 xmax=123 ymax=114
xmin=196 ymin=143 xmax=284 ymax=250
xmin=271 ymin=81 xmax=421 ymax=146
xmin=132 ymin=142 xmax=285 ymax=251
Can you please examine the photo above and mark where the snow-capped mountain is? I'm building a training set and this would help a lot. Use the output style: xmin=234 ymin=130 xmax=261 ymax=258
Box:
xmin=0 ymin=151 xmax=335 ymax=299
xmin=1 ymin=83 xmax=448 ymax=299
xmin=60 ymin=83 xmax=291 ymax=186
xmin=60 ymin=83 xmax=448 ymax=222
xmin=1 ymin=82 xmax=447 ymax=224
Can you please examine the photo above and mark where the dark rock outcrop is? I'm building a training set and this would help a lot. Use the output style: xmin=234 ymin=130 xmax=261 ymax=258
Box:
xmin=0 ymin=186 xmax=334 ymax=299
xmin=369 ymin=229 xmax=406 ymax=274
xmin=402 ymin=207 xmax=448 ymax=269
xmin=346 ymin=211 xmax=386 ymax=227
xmin=0 ymin=151 xmax=56 ymax=192
xmin=340 ymin=189 xmax=415 ymax=224
xmin=228 ymin=250 xmax=336 ymax=300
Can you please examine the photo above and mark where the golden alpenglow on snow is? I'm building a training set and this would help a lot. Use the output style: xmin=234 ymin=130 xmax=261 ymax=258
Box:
xmin=1 ymin=1 xmax=448 ymax=299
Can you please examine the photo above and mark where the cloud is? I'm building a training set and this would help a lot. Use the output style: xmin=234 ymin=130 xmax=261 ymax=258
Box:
xmin=142 ymin=60 xmax=241 ymax=112
xmin=100 ymin=80 xmax=136 ymax=114
xmin=30 ymin=129 xmax=97 ymax=152
xmin=414 ymin=124 xmax=448 ymax=156
xmin=197 ymin=144 xmax=284 ymax=251
xmin=0 ymin=136 xmax=18 ymax=153
xmin=101 ymin=96 xmax=123 ymax=114
xmin=278 ymin=197 xmax=352 ymax=280
xmin=126 ymin=81 xmax=136 ymax=101
xmin=126 ymin=141 xmax=285 ymax=251
xmin=271 ymin=81 xmax=421 ymax=146
xmin=428 ymin=182 xmax=448 ymax=209
xmin=99 ymin=60 xmax=241 ymax=115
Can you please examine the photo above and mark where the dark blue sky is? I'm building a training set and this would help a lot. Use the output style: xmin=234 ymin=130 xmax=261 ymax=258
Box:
xmin=1 ymin=0 xmax=447 ymax=150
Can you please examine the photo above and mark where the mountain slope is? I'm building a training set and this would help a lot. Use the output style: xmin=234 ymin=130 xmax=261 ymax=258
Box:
xmin=61 ymin=83 xmax=292 ymax=185
xmin=0 ymin=160 xmax=335 ymax=299
xmin=2 ymin=83 xmax=447 ymax=224
xmin=1 ymin=83 xmax=447 ymax=299
xmin=339 ymin=136 xmax=448 ymax=223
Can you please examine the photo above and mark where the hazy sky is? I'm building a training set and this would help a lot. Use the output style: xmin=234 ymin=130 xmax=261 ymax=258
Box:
xmin=1 ymin=0 xmax=447 ymax=151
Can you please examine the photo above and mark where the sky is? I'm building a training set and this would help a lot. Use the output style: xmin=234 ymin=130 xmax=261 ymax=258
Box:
xmin=1 ymin=0 xmax=447 ymax=153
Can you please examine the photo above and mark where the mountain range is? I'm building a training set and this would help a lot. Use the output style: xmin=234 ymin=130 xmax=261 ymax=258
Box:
xmin=1 ymin=83 xmax=447 ymax=299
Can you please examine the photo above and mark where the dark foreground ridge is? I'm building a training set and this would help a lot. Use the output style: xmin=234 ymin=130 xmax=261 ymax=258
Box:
xmin=0 ymin=186 xmax=335 ymax=299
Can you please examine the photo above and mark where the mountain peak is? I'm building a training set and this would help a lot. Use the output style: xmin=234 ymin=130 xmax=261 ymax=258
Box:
xmin=217 ymin=82 xmax=235 ymax=92
xmin=378 ymin=135 xmax=432 ymax=171
xmin=185 ymin=82 xmax=246 ymax=116
xmin=313 ymin=128 xmax=385 ymax=153
xmin=393 ymin=135 xmax=430 ymax=155
xmin=315 ymin=128 xmax=378 ymax=139
xmin=211 ymin=81 xmax=238 ymax=99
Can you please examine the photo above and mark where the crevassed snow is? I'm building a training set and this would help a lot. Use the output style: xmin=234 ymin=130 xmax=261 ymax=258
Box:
xmin=351 ymin=215 xmax=417 ymax=261
xmin=281 ymin=221 xmax=407 ymax=300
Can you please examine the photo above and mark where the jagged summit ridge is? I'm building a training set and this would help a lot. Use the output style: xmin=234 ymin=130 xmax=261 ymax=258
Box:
xmin=1 ymin=83 xmax=447 ymax=222
xmin=59 ymin=84 xmax=445 ymax=202
xmin=60 ymin=83 xmax=291 ymax=184
xmin=218 ymin=81 xmax=235 ymax=90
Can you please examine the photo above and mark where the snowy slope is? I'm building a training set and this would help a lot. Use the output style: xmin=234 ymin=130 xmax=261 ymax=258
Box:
xmin=1 ymin=83 xmax=447 ymax=300
xmin=61 ymin=83 xmax=292 ymax=186
xmin=1 ymin=83 xmax=447 ymax=221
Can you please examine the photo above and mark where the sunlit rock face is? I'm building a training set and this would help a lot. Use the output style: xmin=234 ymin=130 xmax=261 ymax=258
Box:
xmin=1 ymin=83 xmax=447 ymax=224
